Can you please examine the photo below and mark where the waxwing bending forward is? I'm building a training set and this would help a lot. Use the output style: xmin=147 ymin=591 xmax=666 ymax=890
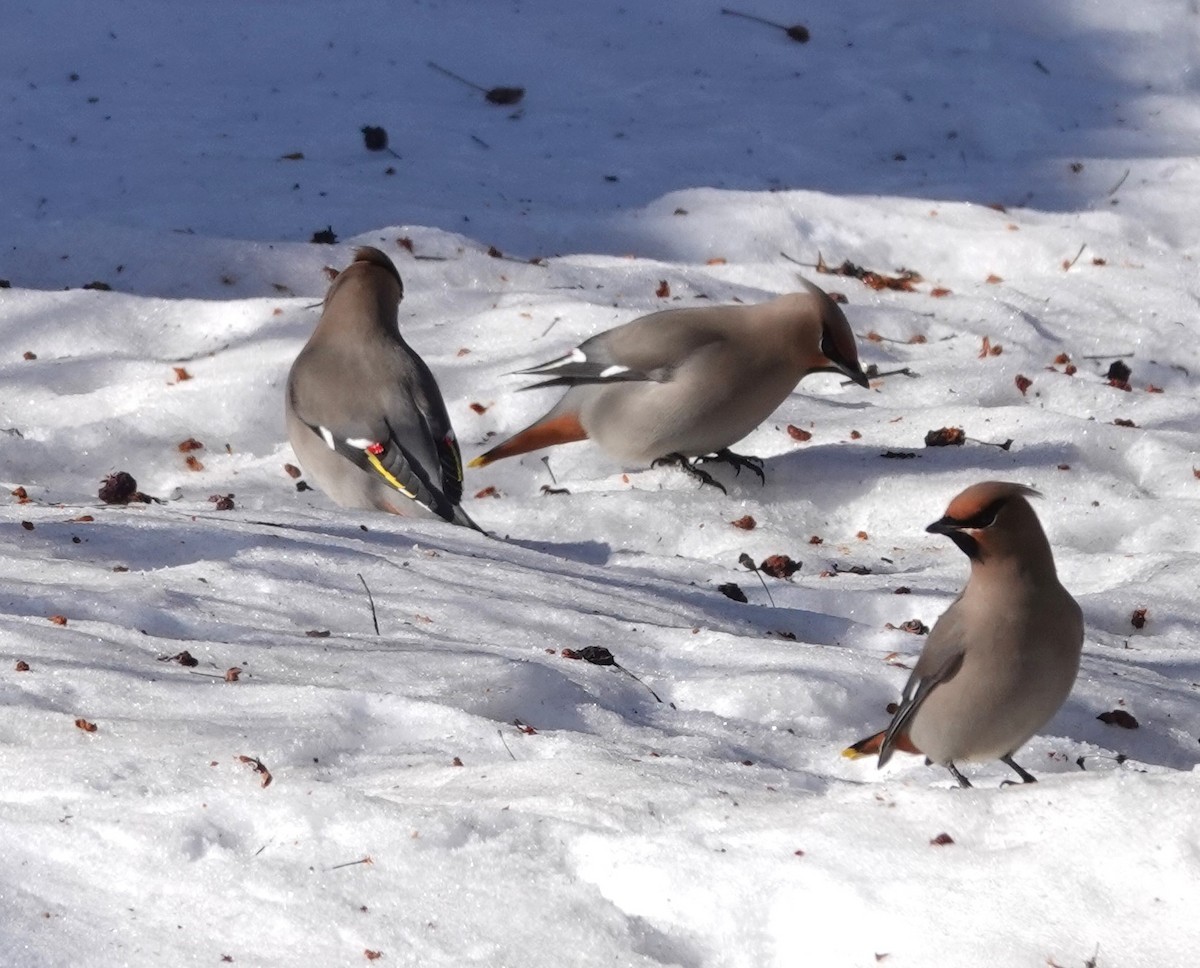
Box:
xmin=844 ymin=481 xmax=1083 ymax=788
xmin=469 ymin=282 xmax=869 ymax=491
xmin=286 ymin=247 xmax=481 ymax=530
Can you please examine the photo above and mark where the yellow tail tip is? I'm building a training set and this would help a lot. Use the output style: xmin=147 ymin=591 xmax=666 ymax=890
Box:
xmin=841 ymin=746 xmax=869 ymax=760
xmin=467 ymin=455 xmax=490 ymax=469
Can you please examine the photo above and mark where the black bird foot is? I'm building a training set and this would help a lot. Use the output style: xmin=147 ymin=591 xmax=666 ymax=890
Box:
xmin=946 ymin=762 xmax=973 ymax=789
xmin=697 ymin=448 xmax=766 ymax=484
xmin=652 ymin=453 xmax=727 ymax=494
xmin=999 ymin=754 xmax=1038 ymax=786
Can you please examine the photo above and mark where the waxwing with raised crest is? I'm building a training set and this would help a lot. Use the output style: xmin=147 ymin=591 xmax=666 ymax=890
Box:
xmin=844 ymin=481 xmax=1084 ymax=787
xmin=286 ymin=247 xmax=480 ymax=530
xmin=469 ymin=281 xmax=869 ymax=490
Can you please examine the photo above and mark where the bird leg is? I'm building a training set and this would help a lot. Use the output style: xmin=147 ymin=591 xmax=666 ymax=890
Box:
xmin=999 ymin=754 xmax=1038 ymax=785
xmin=696 ymin=448 xmax=766 ymax=484
xmin=651 ymin=453 xmax=727 ymax=494
xmin=945 ymin=762 xmax=973 ymax=789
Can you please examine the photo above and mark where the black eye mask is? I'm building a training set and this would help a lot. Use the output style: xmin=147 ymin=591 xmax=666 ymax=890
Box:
xmin=948 ymin=497 xmax=1006 ymax=531
xmin=925 ymin=498 xmax=1008 ymax=560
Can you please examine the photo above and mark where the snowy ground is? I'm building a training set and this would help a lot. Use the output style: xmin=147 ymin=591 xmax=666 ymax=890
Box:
xmin=2 ymin=2 xmax=1199 ymax=966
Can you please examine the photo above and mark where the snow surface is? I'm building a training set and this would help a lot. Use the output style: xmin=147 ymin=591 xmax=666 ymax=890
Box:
xmin=2 ymin=2 xmax=1199 ymax=966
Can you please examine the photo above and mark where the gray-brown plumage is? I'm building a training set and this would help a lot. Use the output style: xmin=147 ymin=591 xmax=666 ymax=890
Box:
xmin=470 ymin=281 xmax=868 ymax=490
xmin=844 ymin=481 xmax=1084 ymax=787
xmin=286 ymin=247 xmax=480 ymax=529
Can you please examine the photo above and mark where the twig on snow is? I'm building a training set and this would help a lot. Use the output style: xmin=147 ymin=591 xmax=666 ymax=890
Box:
xmin=738 ymin=554 xmax=776 ymax=607
xmin=965 ymin=436 xmax=1014 ymax=451
xmin=720 ymin=8 xmax=810 ymax=43
xmin=357 ymin=573 xmax=380 ymax=635
xmin=1074 ymin=752 xmax=1128 ymax=771
xmin=329 ymin=856 xmax=374 ymax=871
xmin=564 ymin=646 xmax=667 ymax=705
xmin=497 ymin=729 xmax=517 ymax=761
xmin=1062 ymin=243 xmax=1087 ymax=271
xmin=843 ymin=366 xmax=917 ymax=387
xmin=427 ymin=62 xmax=525 ymax=105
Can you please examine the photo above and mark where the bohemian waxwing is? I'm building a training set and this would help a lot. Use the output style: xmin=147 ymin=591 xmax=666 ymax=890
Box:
xmin=844 ymin=481 xmax=1083 ymax=788
xmin=285 ymin=247 xmax=481 ymax=530
xmin=468 ymin=281 xmax=869 ymax=491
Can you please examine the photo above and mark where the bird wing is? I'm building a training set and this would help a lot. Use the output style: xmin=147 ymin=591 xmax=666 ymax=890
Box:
xmin=363 ymin=418 xmax=481 ymax=531
xmin=433 ymin=426 xmax=465 ymax=507
xmin=517 ymin=310 xmax=726 ymax=390
xmin=294 ymin=414 xmax=458 ymax=521
xmin=401 ymin=355 xmax=467 ymax=508
xmin=877 ymin=648 xmax=965 ymax=769
xmin=289 ymin=346 xmax=473 ymax=526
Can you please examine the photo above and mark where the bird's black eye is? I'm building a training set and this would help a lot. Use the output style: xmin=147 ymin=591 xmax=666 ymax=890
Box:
xmin=819 ymin=330 xmax=846 ymax=371
xmin=820 ymin=329 xmax=839 ymax=361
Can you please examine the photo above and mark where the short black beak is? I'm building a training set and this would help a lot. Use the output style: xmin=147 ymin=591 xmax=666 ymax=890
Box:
xmin=926 ymin=516 xmax=981 ymax=560
xmin=925 ymin=516 xmax=960 ymax=535
xmin=842 ymin=362 xmax=870 ymax=388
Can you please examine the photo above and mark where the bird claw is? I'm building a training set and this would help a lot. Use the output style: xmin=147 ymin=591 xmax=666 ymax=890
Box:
xmin=1000 ymin=754 xmax=1038 ymax=785
xmin=652 ymin=453 xmax=728 ymax=494
xmin=946 ymin=762 xmax=974 ymax=789
xmin=696 ymin=449 xmax=766 ymax=484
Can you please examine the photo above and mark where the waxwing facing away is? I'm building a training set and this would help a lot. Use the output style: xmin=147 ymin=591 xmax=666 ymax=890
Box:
xmin=286 ymin=247 xmax=480 ymax=530
xmin=469 ymin=281 xmax=869 ymax=491
xmin=844 ymin=481 xmax=1084 ymax=788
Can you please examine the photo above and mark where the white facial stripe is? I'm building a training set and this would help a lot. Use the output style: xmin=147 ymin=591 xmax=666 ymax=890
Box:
xmin=345 ymin=437 xmax=374 ymax=449
xmin=599 ymin=364 xmax=629 ymax=378
xmin=319 ymin=426 xmax=336 ymax=450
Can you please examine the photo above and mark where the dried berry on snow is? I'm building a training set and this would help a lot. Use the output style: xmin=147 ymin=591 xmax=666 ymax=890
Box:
xmin=924 ymin=427 xmax=966 ymax=447
xmin=760 ymin=555 xmax=800 ymax=579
